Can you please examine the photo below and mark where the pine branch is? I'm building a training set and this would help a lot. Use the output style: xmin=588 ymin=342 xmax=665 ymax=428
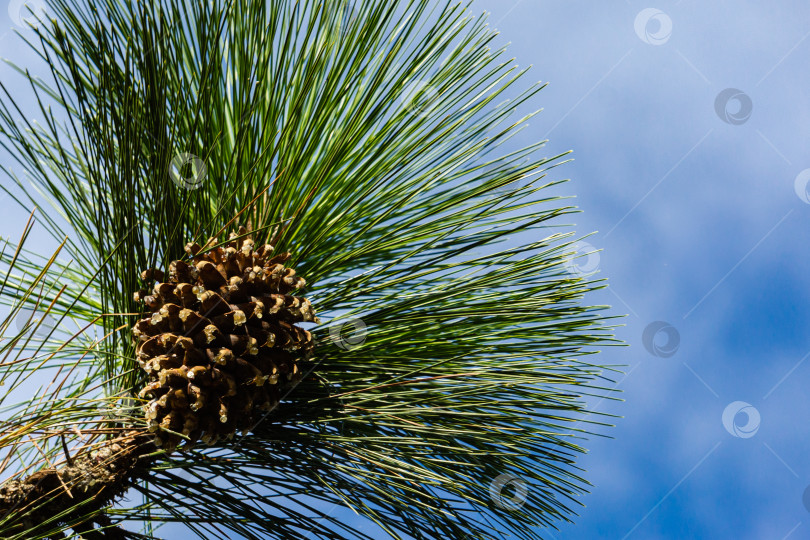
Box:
xmin=0 ymin=431 xmax=155 ymax=539
xmin=0 ymin=1 xmax=623 ymax=538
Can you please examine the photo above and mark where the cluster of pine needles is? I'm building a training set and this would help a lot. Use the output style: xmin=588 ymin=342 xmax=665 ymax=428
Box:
xmin=0 ymin=0 xmax=621 ymax=538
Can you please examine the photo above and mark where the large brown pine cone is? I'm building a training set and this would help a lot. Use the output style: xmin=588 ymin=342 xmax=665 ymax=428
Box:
xmin=132 ymin=229 xmax=318 ymax=451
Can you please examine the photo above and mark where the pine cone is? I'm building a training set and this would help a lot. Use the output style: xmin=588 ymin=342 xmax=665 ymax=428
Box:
xmin=132 ymin=229 xmax=318 ymax=451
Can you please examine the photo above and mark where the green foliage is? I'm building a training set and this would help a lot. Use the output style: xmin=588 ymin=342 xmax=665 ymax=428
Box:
xmin=0 ymin=216 xmax=136 ymax=539
xmin=0 ymin=0 xmax=622 ymax=538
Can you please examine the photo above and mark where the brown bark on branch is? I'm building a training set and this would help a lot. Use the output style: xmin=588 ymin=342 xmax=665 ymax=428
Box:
xmin=0 ymin=431 xmax=156 ymax=538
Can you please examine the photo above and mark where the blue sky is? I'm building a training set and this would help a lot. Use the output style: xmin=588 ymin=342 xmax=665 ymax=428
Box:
xmin=468 ymin=1 xmax=810 ymax=538
xmin=1 ymin=1 xmax=809 ymax=539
